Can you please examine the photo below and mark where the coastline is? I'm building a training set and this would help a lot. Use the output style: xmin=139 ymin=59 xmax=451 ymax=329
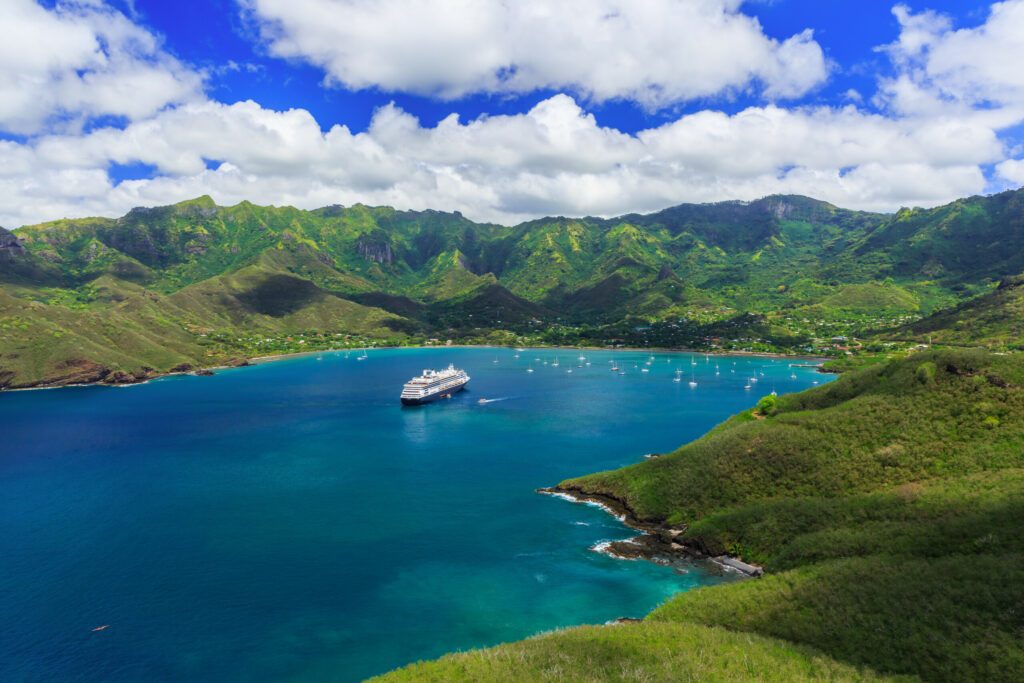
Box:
xmin=0 ymin=343 xmax=829 ymax=393
xmin=538 ymin=485 xmax=764 ymax=578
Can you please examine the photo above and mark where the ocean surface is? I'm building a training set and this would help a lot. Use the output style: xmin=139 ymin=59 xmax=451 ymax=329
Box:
xmin=0 ymin=347 xmax=832 ymax=681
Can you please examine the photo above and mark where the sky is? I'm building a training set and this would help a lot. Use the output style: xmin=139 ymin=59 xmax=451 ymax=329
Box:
xmin=2 ymin=0 xmax=1023 ymax=228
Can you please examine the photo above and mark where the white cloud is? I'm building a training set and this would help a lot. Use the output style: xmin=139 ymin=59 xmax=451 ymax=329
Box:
xmin=997 ymin=158 xmax=1024 ymax=185
xmin=0 ymin=0 xmax=204 ymax=134
xmin=242 ymin=0 xmax=828 ymax=107
xmin=1 ymin=1 xmax=1023 ymax=231
xmin=0 ymin=93 xmax=1009 ymax=228
xmin=878 ymin=1 xmax=1024 ymax=119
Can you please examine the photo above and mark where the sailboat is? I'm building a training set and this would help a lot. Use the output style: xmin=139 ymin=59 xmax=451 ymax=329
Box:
xmin=610 ymin=359 xmax=620 ymax=372
xmin=688 ymin=369 xmax=698 ymax=388
xmin=552 ymin=357 xmax=560 ymax=368
xmin=673 ymin=368 xmax=683 ymax=383
xmin=357 ymin=348 xmax=368 ymax=361
xmin=527 ymin=365 xmax=534 ymax=373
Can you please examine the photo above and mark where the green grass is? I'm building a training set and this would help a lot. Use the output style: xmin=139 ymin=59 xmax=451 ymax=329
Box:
xmin=648 ymin=555 xmax=1024 ymax=682
xmin=372 ymin=621 xmax=898 ymax=682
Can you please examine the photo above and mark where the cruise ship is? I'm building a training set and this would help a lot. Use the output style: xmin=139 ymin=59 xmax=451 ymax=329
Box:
xmin=400 ymin=364 xmax=471 ymax=405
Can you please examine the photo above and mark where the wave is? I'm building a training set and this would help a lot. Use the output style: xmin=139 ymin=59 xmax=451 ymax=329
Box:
xmin=539 ymin=490 xmax=626 ymax=521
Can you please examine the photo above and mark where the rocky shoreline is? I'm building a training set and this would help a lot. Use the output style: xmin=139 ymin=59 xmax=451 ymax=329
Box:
xmin=0 ymin=358 xmax=249 ymax=391
xmin=539 ymin=485 xmax=764 ymax=578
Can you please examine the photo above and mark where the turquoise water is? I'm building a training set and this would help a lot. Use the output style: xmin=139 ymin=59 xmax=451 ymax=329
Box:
xmin=0 ymin=347 xmax=831 ymax=681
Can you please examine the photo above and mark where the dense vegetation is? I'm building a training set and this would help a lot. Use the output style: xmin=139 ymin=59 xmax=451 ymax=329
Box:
xmin=379 ymin=350 xmax=1024 ymax=681
xmin=3 ymin=189 xmax=1024 ymax=387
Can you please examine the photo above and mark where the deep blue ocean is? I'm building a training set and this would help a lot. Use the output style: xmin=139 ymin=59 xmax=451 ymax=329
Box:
xmin=0 ymin=347 xmax=831 ymax=681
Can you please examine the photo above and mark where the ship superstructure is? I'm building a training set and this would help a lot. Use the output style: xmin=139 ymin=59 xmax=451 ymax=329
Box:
xmin=400 ymin=364 xmax=470 ymax=405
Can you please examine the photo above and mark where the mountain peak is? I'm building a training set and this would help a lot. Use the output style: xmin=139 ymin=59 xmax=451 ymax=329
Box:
xmin=176 ymin=195 xmax=217 ymax=209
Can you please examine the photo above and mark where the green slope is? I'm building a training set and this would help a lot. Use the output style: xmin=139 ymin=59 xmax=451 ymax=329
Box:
xmin=373 ymin=622 xmax=897 ymax=682
xmin=887 ymin=274 xmax=1024 ymax=348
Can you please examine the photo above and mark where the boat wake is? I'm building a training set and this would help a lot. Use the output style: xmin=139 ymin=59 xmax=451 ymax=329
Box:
xmin=476 ymin=397 xmax=510 ymax=404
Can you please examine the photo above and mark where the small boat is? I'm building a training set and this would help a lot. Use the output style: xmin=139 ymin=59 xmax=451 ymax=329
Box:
xmin=552 ymin=357 xmax=560 ymax=367
xmin=744 ymin=383 xmax=752 ymax=390
xmin=791 ymin=373 xmax=797 ymax=379
xmin=641 ymin=368 xmax=649 ymax=373
xmin=357 ymin=349 xmax=368 ymax=361
xmin=567 ymin=369 xmax=573 ymax=374
xmin=688 ymin=369 xmax=698 ymax=388
xmin=578 ymin=354 xmax=586 ymax=362
xmin=673 ymin=368 xmax=683 ymax=383
xmin=493 ymin=357 xmax=499 ymax=364
xmin=527 ymin=367 xmax=534 ymax=373
xmin=513 ymin=354 xmax=519 ymax=359
xmin=92 ymin=625 xmax=110 ymax=632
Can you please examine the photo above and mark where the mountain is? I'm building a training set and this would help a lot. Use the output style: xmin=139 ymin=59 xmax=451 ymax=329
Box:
xmin=3 ymin=188 xmax=1024 ymax=387
xmin=377 ymin=349 xmax=1024 ymax=681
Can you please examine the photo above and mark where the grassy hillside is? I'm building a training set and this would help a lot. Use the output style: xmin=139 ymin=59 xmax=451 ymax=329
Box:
xmin=374 ymin=622 xmax=897 ymax=682
xmin=375 ymin=350 xmax=1024 ymax=681
xmin=887 ymin=274 xmax=1024 ymax=348
xmin=4 ymin=189 xmax=1024 ymax=386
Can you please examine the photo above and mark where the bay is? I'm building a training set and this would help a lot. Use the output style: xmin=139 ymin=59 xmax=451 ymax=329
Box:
xmin=0 ymin=347 xmax=832 ymax=681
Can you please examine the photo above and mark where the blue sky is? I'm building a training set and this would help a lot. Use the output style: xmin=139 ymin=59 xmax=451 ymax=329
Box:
xmin=120 ymin=0 xmax=990 ymax=133
xmin=2 ymin=0 xmax=1023 ymax=227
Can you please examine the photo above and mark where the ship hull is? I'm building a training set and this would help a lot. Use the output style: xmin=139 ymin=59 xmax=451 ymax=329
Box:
xmin=400 ymin=381 xmax=468 ymax=405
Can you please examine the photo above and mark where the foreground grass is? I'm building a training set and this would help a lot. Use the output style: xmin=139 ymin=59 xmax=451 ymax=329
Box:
xmin=372 ymin=622 xmax=899 ymax=682
xmin=649 ymin=555 xmax=1024 ymax=682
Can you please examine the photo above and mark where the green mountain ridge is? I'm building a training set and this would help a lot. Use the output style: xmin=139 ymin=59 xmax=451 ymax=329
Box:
xmin=3 ymin=188 xmax=1024 ymax=387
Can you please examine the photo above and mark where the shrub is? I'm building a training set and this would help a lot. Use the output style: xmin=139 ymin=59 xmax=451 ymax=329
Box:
xmin=756 ymin=394 xmax=778 ymax=416
xmin=915 ymin=361 xmax=936 ymax=385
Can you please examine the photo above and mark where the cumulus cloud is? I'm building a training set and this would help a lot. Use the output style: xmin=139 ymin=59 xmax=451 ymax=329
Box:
xmin=242 ymin=0 xmax=828 ymax=106
xmin=0 ymin=93 xmax=1008 ymax=228
xmin=1 ymin=1 xmax=1023 ymax=231
xmin=0 ymin=0 xmax=204 ymax=134
xmin=878 ymin=1 xmax=1024 ymax=120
